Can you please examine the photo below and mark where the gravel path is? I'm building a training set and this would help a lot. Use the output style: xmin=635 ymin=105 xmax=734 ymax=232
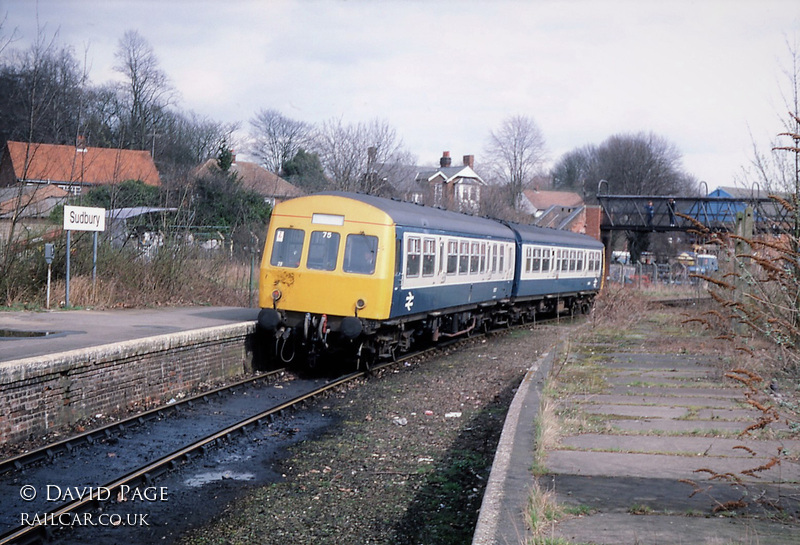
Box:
xmin=179 ymin=323 xmax=572 ymax=545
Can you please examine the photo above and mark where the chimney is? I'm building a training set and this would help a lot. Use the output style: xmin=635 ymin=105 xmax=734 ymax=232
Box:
xmin=76 ymin=135 xmax=87 ymax=152
xmin=440 ymin=151 xmax=451 ymax=168
xmin=462 ymin=155 xmax=474 ymax=169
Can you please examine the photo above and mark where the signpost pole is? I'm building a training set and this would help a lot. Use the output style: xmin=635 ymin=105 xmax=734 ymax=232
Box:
xmin=92 ymin=231 xmax=98 ymax=303
xmin=44 ymin=243 xmax=54 ymax=310
xmin=63 ymin=205 xmax=106 ymax=309
xmin=65 ymin=230 xmax=71 ymax=308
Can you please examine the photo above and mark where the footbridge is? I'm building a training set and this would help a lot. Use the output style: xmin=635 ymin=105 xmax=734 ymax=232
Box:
xmin=596 ymin=190 xmax=791 ymax=234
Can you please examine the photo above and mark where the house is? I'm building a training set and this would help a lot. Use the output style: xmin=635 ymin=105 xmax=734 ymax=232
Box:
xmin=195 ymin=156 xmax=304 ymax=206
xmin=0 ymin=184 xmax=69 ymax=240
xmin=1 ymin=139 xmax=160 ymax=195
xmin=413 ymin=152 xmax=486 ymax=213
xmin=519 ymin=188 xmax=601 ymax=240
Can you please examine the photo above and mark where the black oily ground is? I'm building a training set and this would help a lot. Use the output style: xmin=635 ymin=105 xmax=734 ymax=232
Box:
xmin=177 ymin=325 xmax=562 ymax=545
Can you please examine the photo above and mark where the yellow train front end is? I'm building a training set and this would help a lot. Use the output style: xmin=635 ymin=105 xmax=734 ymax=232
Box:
xmin=257 ymin=194 xmax=396 ymax=367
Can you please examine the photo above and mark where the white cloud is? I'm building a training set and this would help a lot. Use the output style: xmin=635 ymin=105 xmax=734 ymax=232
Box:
xmin=4 ymin=0 xmax=800 ymax=189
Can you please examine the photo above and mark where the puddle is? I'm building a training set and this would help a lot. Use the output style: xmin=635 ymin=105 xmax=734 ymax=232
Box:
xmin=0 ymin=329 xmax=58 ymax=339
xmin=184 ymin=471 xmax=255 ymax=487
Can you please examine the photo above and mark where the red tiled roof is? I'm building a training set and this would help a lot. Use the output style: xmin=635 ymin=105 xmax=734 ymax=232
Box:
xmin=231 ymin=161 xmax=304 ymax=198
xmin=523 ymin=189 xmax=583 ymax=210
xmin=195 ymin=159 xmax=303 ymax=199
xmin=6 ymin=141 xmax=160 ymax=187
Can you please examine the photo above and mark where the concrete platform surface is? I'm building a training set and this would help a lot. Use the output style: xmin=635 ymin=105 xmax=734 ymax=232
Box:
xmin=473 ymin=319 xmax=800 ymax=545
xmin=0 ymin=307 xmax=259 ymax=363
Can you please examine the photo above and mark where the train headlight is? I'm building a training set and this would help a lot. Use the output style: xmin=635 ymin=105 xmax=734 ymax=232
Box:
xmin=355 ymin=298 xmax=366 ymax=310
xmin=271 ymin=289 xmax=282 ymax=302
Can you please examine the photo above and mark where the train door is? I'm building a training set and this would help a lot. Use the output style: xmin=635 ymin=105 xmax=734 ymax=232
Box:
xmin=437 ymin=239 xmax=447 ymax=284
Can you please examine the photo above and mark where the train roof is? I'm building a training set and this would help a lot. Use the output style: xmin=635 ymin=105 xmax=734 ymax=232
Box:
xmin=507 ymin=220 xmax=605 ymax=249
xmin=317 ymin=192 xmax=514 ymax=239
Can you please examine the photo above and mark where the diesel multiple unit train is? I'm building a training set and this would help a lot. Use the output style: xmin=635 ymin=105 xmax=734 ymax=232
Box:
xmin=257 ymin=192 xmax=604 ymax=369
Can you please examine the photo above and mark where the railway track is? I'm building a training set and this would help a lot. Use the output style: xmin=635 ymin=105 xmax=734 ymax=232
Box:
xmin=0 ymin=369 xmax=287 ymax=477
xmin=0 ymin=316 xmax=566 ymax=545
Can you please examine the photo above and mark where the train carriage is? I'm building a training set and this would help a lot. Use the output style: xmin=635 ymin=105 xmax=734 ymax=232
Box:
xmin=507 ymin=222 xmax=604 ymax=317
xmin=258 ymin=192 xmax=603 ymax=369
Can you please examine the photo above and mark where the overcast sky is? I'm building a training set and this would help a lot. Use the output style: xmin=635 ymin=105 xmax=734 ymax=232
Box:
xmin=3 ymin=0 xmax=800 ymax=191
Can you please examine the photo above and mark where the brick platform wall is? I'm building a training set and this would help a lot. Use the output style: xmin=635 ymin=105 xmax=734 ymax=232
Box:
xmin=0 ymin=322 xmax=257 ymax=447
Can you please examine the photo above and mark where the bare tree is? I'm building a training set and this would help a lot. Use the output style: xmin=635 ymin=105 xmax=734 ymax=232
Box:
xmin=552 ymin=132 xmax=698 ymax=203
xmin=0 ymin=11 xmax=20 ymax=58
xmin=314 ymin=117 xmax=412 ymax=196
xmin=248 ymin=109 xmax=312 ymax=174
xmin=484 ymin=115 xmax=547 ymax=209
xmin=113 ymin=30 xmax=175 ymax=152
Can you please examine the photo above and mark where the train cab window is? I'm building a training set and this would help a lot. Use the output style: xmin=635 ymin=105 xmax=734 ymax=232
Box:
xmin=422 ymin=238 xmax=436 ymax=276
xmin=447 ymin=240 xmax=458 ymax=275
xmin=406 ymin=237 xmax=421 ymax=277
xmin=306 ymin=231 xmax=340 ymax=271
xmin=344 ymin=234 xmax=378 ymax=274
xmin=270 ymin=228 xmax=304 ymax=268
xmin=459 ymin=241 xmax=469 ymax=274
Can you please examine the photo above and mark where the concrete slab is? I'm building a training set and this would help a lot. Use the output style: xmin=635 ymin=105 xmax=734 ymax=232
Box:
xmin=546 ymin=448 xmax=800 ymax=482
xmin=580 ymin=403 xmax=693 ymax=419
xmin=553 ymin=512 xmax=800 ymax=545
xmin=607 ymin=375 xmax=727 ymax=389
xmin=547 ymin=474 xmax=795 ymax=515
xmin=569 ymin=393 xmax=745 ymax=409
xmin=609 ymin=418 xmax=748 ymax=434
xmin=606 ymin=385 xmax=741 ymax=398
xmin=559 ymin=433 xmax=800 ymax=458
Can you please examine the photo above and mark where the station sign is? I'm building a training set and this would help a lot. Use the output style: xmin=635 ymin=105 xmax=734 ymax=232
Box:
xmin=63 ymin=205 xmax=106 ymax=232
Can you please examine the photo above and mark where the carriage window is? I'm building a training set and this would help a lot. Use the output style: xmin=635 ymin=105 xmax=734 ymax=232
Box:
xmin=480 ymin=242 xmax=487 ymax=273
xmin=459 ymin=241 xmax=469 ymax=274
xmin=344 ymin=234 xmax=378 ymax=274
xmin=570 ymin=250 xmax=577 ymax=272
xmin=447 ymin=240 xmax=458 ymax=275
xmin=576 ymin=250 xmax=584 ymax=271
xmin=470 ymin=242 xmax=480 ymax=274
xmin=270 ymin=228 xmax=304 ymax=268
xmin=491 ymin=244 xmax=498 ymax=273
xmin=499 ymin=245 xmax=505 ymax=272
xmin=561 ymin=250 xmax=569 ymax=271
xmin=406 ymin=237 xmax=421 ymax=277
xmin=542 ymin=248 xmax=551 ymax=272
xmin=306 ymin=231 xmax=340 ymax=271
xmin=532 ymin=248 xmax=541 ymax=272
xmin=422 ymin=238 xmax=436 ymax=276
xmin=525 ymin=247 xmax=533 ymax=273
